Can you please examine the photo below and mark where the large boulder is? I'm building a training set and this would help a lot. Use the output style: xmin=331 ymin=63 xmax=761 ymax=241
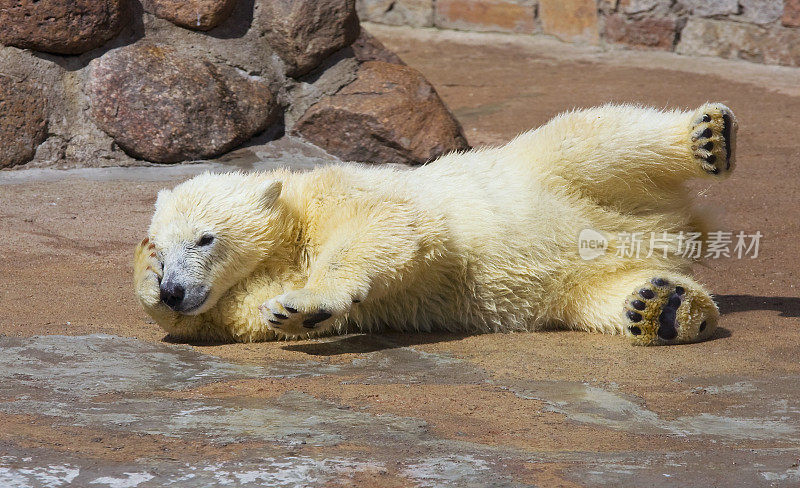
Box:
xmin=0 ymin=0 xmax=128 ymax=55
xmin=0 ymin=76 xmax=48 ymax=168
xmin=261 ymin=0 xmax=360 ymax=77
xmin=293 ymin=61 xmax=469 ymax=165
xmin=145 ymin=0 xmax=237 ymax=31
xmin=88 ymin=44 xmax=278 ymax=163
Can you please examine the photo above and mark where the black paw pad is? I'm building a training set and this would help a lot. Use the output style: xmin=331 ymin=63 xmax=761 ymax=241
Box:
xmin=303 ymin=311 xmax=332 ymax=329
xmin=629 ymin=326 xmax=642 ymax=336
xmin=631 ymin=299 xmax=646 ymax=311
xmin=657 ymin=292 xmax=682 ymax=340
xmin=652 ymin=278 xmax=669 ymax=287
xmin=667 ymin=294 xmax=682 ymax=308
xmin=626 ymin=310 xmax=642 ymax=322
xmin=722 ymin=112 xmax=733 ymax=166
xmin=639 ymin=288 xmax=655 ymax=299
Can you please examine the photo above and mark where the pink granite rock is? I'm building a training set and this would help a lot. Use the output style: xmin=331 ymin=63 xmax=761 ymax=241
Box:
xmin=261 ymin=0 xmax=360 ymax=77
xmin=88 ymin=44 xmax=278 ymax=163
xmin=0 ymin=0 xmax=129 ymax=55
xmin=293 ymin=61 xmax=469 ymax=165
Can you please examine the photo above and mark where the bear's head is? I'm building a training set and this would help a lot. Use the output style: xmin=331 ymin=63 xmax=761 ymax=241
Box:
xmin=148 ymin=172 xmax=284 ymax=315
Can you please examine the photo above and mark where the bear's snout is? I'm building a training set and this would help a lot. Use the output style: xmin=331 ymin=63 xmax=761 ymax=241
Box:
xmin=160 ymin=281 xmax=185 ymax=311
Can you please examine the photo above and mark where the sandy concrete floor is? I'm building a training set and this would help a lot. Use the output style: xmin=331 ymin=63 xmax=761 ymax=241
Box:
xmin=1 ymin=25 xmax=799 ymax=487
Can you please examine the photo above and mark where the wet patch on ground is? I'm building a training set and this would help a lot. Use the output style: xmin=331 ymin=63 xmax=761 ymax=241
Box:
xmin=2 ymin=335 xmax=800 ymax=486
xmin=0 ymin=446 xmax=390 ymax=488
xmin=0 ymin=335 xmax=531 ymax=487
xmin=502 ymin=377 xmax=800 ymax=442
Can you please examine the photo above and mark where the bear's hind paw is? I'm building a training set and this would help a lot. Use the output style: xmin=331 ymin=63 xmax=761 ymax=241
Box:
xmin=624 ymin=276 xmax=719 ymax=346
xmin=690 ymin=103 xmax=737 ymax=176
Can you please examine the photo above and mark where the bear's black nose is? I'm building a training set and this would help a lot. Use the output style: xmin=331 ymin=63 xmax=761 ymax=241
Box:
xmin=160 ymin=281 xmax=185 ymax=310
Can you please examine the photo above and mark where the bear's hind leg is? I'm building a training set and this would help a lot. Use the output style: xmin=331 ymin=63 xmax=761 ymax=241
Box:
xmin=560 ymin=269 xmax=719 ymax=346
xmin=518 ymin=103 xmax=737 ymax=209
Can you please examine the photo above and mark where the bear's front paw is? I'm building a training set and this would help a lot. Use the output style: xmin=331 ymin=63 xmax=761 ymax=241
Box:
xmin=134 ymin=237 xmax=163 ymax=308
xmin=259 ymin=289 xmax=341 ymax=337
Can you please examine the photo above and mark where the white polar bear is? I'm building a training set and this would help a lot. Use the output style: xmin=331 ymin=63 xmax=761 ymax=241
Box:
xmin=134 ymin=103 xmax=737 ymax=346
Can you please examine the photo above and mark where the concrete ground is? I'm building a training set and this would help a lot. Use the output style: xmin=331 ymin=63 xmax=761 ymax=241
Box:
xmin=2 ymin=25 xmax=800 ymax=487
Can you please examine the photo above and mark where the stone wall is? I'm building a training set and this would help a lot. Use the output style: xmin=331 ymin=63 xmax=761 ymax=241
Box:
xmin=0 ymin=0 xmax=468 ymax=169
xmin=358 ymin=0 xmax=800 ymax=67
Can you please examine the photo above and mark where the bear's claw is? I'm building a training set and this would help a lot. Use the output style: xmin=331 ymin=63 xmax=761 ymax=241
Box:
xmin=690 ymin=103 xmax=737 ymax=176
xmin=135 ymin=239 xmax=161 ymax=277
xmin=134 ymin=237 xmax=163 ymax=308
xmin=624 ymin=276 xmax=719 ymax=346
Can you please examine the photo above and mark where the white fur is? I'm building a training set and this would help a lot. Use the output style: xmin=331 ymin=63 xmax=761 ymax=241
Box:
xmin=133 ymin=103 xmax=734 ymax=345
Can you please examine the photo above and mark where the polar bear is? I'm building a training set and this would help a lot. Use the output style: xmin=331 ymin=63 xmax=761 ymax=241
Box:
xmin=134 ymin=103 xmax=737 ymax=346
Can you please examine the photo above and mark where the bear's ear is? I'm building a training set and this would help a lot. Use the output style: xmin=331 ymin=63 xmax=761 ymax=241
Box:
xmin=154 ymin=189 xmax=171 ymax=211
xmin=259 ymin=180 xmax=282 ymax=210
